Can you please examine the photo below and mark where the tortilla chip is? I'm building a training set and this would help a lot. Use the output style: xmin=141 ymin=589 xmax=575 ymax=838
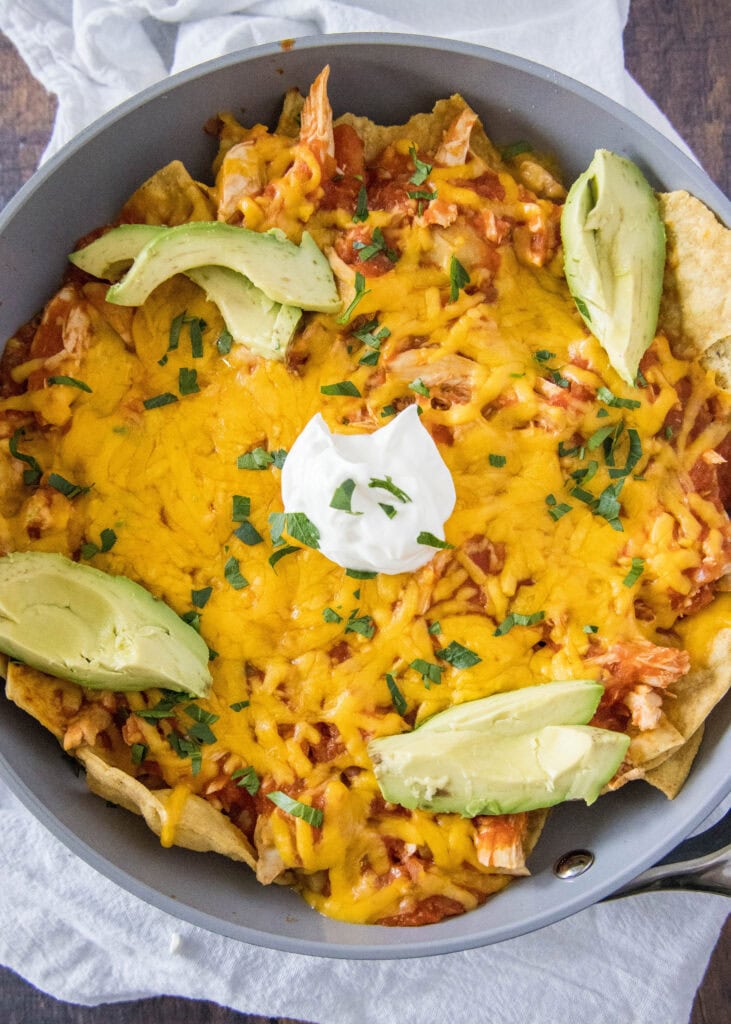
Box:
xmin=658 ymin=191 xmax=731 ymax=358
xmin=699 ymin=337 xmax=731 ymax=390
xmin=643 ymin=725 xmax=705 ymax=799
xmin=627 ymin=711 xmax=685 ymax=768
xmin=337 ymin=95 xmax=501 ymax=167
xmin=610 ymin=599 xmax=731 ymax=794
xmin=78 ymin=748 xmax=257 ymax=869
xmin=120 ymin=160 xmax=216 ymax=226
xmin=4 ymin=662 xmax=257 ymax=870
xmin=5 ymin=661 xmax=80 ymax=740
xmin=276 ymin=88 xmax=305 ymax=137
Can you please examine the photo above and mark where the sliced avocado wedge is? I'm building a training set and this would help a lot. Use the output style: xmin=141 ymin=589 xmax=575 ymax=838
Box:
xmin=105 ymin=222 xmax=341 ymax=313
xmin=369 ymin=725 xmax=629 ymax=816
xmin=418 ymin=679 xmax=601 ymax=736
xmin=69 ymin=226 xmax=302 ymax=361
xmin=561 ymin=149 xmax=666 ymax=385
xmin=69 ymin=224 xmax=161 ymax=280
xmin=0 ymin=552 xmax=211 ymax=696
xmin=186 ymin=266 xmax=301 ymax=361
xmin=368 ymin=680 xmax=629 ymax=815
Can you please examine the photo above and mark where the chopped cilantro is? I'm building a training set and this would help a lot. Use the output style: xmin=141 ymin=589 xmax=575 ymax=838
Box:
xmin=267 ymin=791 xmax=323 ymax=828
xmin=353 ymin=185 xmax=369 ymax=223
xmin=130 ymin=743 xmax=148 ymax=766
xmin=570 ymin=461 xmax=599 ymax=486
xmin=494 ymin=611 xmax=545 ymax=636
xmin=408 ymin=377 xmax=430 ymax=397
xmin=320 ymin=380 xmax=361 ymax=397
xmin=168 ymin=311 xmax=186 ymax=352
xmin=410 ymin=659 xmax=443 ymax=688
xmin=587 ymin=423 xmax=617 ymax=450
xmin=583 ymin=624 xmax=599 ymax=634
xmin=229 ymin=700 xmax=250 ymax=711
xmin=353 ymin=226 xmax=398 ymax=263
xmin=500 ymin=140 xmax=532 ymax=160
xmin=368 ymin=476 xmax=411 ymax=503
xmin=345 ymin=568 xmax=377 ymax=580
xmin=48 ymin=473 xmax=90 ymax=499
xmin=191 ymin=586 xmax=212 ymax=608
xmin=234 ymin=520 xmax=264 ymax=546
xmin=386 ymin=673 xmax=407 ymax=716
xmin=379 ymin=503 xmax=397 ymax=519
xmin=448 ymin=255 xmax=470 ymax=302
xmin=408 ymin=188 xmax=437 ymax=202
xmin=409 ymin=145 xmax=432 ymax=186
xmin=285 ymin=512 xmax=321 ymax=549
xmin=428 ymin=621 xmax=442 ymax=635
xmin=167 ymin=732 xmax=202 ymax=775
xmin=8 ymin=428 xmax=42 ymax=486
xmin=224 ymin=556 xmax=249 ymax=590
xmin=597 ymin=386 xmax=641 ymax=410
xmin=345 ymin=613 xmax=376 ymax=639
xmin=322 ymin=607 xmax=343 ymax=623
xmin=184 ymin=705 xmax=219 ymax=726
xmin=237 ymin=447 xmax=287 ymax=470
xmin=178 ymin=367 xmax=199 ymax=396
xmin=534 ymin=350 xmax=556 ymax=363
xmin=268 ymin=546 xmax=299 ymax=569
xmin=330 ymin=478 xmax=361 ymax=515
xmin=81 ymin=527 xmax=117 ymax=559
xmin=187 ymin=317 xmax=205 ymax=358
xmin=489 ymin=454 xmax=507 ymax=467
xmin=47 ymin=375 xmax=92 ymax=392
xmin=608 ymin=428 xmax=642 ymax=479
xmin=216 ymin=329 xmax=233 ymax=355
xmin=143 ymin=392 xmax=178 ymax=410
xmin=545 ymin=498 xmax=572 ymax=522
xmin=232 ymin=766 xmax=260 ymax=795
xmin=180 ymin=610 xmax=201 ymax=633
xmin=380 ymin=404 xmax=396 ymax=418
xmin=417 ymin=531 xmax=454 ymax=549
xmin=623 ymin=557 xmax=645 ymax=587
xmin=336 ymin=271 xmax=369 ymax=324
xmin=437 ymin=641 xmax=481 ymax=669
xmin=232 ymin=495 xmax=251 ymax=521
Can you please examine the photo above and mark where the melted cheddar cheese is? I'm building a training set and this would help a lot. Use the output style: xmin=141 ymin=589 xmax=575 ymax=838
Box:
xmin=1 ymin=83 xmax=730 ymax=927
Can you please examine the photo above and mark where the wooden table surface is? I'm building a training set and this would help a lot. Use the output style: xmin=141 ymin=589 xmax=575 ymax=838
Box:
xmin=0 ymin=1 xmax=728 ymax=1021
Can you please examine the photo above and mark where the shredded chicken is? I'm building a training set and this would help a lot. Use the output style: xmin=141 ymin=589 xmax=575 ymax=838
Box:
xmin=474 ymin=814 xmax=529 ymax=875
xmin=435 ymin=108 xmax=478 ymax=166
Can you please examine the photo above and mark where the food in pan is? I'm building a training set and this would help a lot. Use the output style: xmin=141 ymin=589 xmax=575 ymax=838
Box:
xmin=1 ymin=67 xmax=729 ymax=926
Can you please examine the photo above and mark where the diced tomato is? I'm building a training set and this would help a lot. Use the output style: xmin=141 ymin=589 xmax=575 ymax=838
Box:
xmin=452 ymin=171 xmax=505 ymax=201
xmin=377 ymin=895 xmax=466 ymax=927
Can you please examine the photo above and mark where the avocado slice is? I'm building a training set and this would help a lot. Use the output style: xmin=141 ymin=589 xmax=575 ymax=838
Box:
xmin=105 ymin=222 xmax=341 ymax=313
xmin=368 ymin=680 xmax=629 ymax=815
xmin=70 ymin=226 xmax=302 ymax=361
xmin=186 ymin=266 xmax=302 ymax=361
xmin=369 ymin=724 xmax=629 ymax=816
xmin=561 ymin=149 xmax=666 ymax=385
xmin=69 ymin=224 xmax=161 ymax=280
xmin=418 ymin=678 xmax=602 ymax=736
xmin=0 ymin=552 xmax=211 ymax=696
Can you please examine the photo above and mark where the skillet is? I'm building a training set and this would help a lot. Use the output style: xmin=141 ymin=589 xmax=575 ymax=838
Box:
xmin=0 ymin=34 xmax=728 ymax=958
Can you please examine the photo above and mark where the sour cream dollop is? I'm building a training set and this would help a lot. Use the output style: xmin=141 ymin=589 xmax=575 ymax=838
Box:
xmin=281 ymin=406 xmax=456 ymax=574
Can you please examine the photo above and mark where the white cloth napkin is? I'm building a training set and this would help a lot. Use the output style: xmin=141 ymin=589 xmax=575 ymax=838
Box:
xmin=0 ymin=2 xmax=725 ymax=1022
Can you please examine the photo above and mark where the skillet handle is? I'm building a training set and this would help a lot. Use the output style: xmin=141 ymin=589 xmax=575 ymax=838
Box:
xmin=606 ymin=809 xmax=731 ymax=899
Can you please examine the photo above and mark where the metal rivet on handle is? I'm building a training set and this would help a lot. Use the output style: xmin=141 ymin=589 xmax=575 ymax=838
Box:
xmin=554 ymin=849 xmax=595 ymax=879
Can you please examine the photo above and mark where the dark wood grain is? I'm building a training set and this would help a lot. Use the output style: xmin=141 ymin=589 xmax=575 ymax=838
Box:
xmin=0 ymin=965 xmax=307 ymax=1024
xmin=624 ymin=0 xmax=729 ymax=195
xmin=0 ymin=7 xmax=728 ymax=1024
